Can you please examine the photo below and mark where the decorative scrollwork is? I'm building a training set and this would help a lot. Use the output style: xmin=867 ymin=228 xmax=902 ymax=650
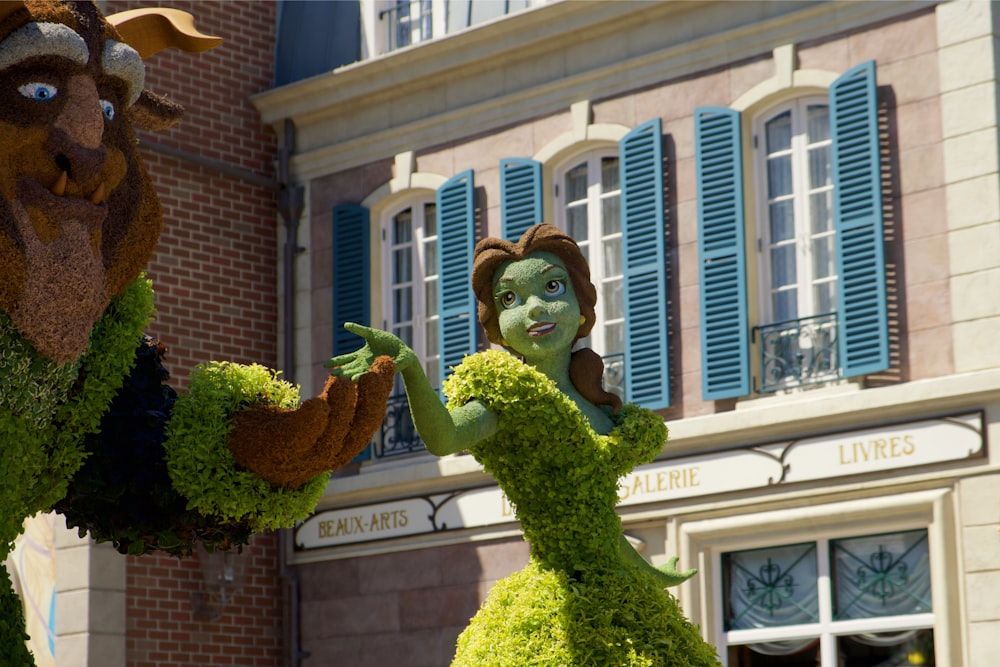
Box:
xmin=754 ymin=312 xmax=839 ymax=393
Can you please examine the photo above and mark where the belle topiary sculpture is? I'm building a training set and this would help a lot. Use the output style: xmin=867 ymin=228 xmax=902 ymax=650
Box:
xmin=332 ymin=224 xmax=722 ymax=666
xmin=0 ymin=2 xmax=393 ymax=663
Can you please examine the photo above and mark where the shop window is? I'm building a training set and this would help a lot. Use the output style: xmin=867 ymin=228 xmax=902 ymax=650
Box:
xmin=722 ymin=530 xmax=934 ymax=666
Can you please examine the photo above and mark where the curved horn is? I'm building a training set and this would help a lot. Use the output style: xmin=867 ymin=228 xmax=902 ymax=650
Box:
xmin=107 ymin=7 xmax=221 ymax=59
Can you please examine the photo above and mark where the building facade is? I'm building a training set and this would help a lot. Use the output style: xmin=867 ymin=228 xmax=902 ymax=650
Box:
xmin=253 ymin=1 xmax=1000 ymax=666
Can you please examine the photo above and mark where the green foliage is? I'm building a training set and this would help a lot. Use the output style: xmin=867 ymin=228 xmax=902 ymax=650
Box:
xmin=453 ymin=560 xmax=720 ymax=667
xmin=444 ymin=350 xmax=721 ymax=666
xmin=0 ymin=278 xmax=153 ymax=551
xmin=0 ymin=564 xmax=32 ymax=666
xmin=164 ymin=361 xmax=328 ymax=531
xmin=56 ymin=338 xmax=255 ymax=557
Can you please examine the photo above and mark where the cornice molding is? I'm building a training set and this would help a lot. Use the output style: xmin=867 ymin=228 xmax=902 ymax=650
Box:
xmin=254 ymin=1 xmax=936 ymax=181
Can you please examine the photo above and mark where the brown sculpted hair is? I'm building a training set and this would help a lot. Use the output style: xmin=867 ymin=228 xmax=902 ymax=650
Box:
xmin=472 ymin=224 xmax=622 ymax=414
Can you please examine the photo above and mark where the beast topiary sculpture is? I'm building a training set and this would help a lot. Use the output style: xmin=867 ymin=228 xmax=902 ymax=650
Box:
xmin=0 ymin=2 xmax=393 ymax=662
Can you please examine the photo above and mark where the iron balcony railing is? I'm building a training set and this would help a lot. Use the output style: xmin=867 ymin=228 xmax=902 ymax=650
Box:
xmin=375 ymin=351 xmax=628 ymax=460
xmin=752 ymin=312 xmax=839 ymax=393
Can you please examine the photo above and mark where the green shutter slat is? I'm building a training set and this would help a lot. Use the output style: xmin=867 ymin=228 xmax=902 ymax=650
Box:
xmin=695 ymin=106 xmax=750 ymax=400
xmin=332 ymin=204 xmax=370 ymax=356
xmin=831 ymin=60 xmax=890 ymax=377
xmin=620 ymin=119 xmax=670 ymax=410
xmin=501 ymin=158 xmax=542 ymax=242
xmin=436 ymin=170 xmax=477 ymax=388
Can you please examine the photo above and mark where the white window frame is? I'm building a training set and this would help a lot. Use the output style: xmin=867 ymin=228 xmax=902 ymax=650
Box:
xmin=677 ymin=488 xmax=961 ymax=667
xmin=721 ymin=531 xmax=934 ymax=664
xmin=380 ymin=197 xmax=440 ymax=389
xmin=552 ymin=149 xmax=624 ymax=360
xmin=752 ymin=96 xmax=836 ymax=327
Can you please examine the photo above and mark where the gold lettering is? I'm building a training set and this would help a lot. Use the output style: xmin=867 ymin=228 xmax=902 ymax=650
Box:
xmin=902 ymin=434 xmax=916 ymax=455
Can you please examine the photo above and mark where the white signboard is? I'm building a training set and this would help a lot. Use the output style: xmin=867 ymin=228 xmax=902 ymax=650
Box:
xmin=295 ymin=412 xmax=984 ymax=551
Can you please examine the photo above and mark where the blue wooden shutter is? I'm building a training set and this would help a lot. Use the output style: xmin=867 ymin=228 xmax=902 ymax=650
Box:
xmin=695 ymin=107 xmax=750 ymax=400
xmin=331 ymin=204 xmax=370 ymax=356
xmin=830 ymin=61 xmax=889 ymax=378
xmin=501 ymin=158 xmax=542 ymax=242
xmin=436 ymin=171 xmax=477 ymax=388
xmin=620 ymin=119 xmax=670 ymax=409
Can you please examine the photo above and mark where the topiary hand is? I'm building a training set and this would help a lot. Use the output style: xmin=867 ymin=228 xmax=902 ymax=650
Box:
xmin=325 ymin=322 xmax=419 ymax=380
xmin=227 ymin=354 xmax=396 ymax=489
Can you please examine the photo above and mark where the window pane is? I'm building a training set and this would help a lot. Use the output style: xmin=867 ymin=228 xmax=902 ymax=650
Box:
xmin=766 ymin=111 xmax=792 ymax=153
xmin=838 ymin=630 xmax=934 ymax=667
xmin=393 ymin=248 xmax=412 ymax=283
xmin=393 ymin=209 xmax=412 ymax=243
xmin=806 ymin=104 xmax=830 ymax=143
xmin=601 ymin=156 xmax=620 ymax=193
xmin=772 ymin=289 xmax=798 ymax=323
xmin=769 ymin=200 xmax=795 ymax=241
xmin=567 ymin=205 xmax=588 ymax=241
xmin=603 ymin=278 xmax=623 ymax=320
xmin=809 ymin=191 xmax=832 ymax=235
xmin=808 ymin=144 xmax=831 ymax=190
xmin=565 ymin=162 xmax=588 ymax=202
xmin=602 ymin=195 xmax=621 ymax=236
xmin=424 ymin=202 xmax=437 ymax=236
xmin=424 ymin=241 xmax=438 ymax=279
xmin=393 ymin=286 xmax=413 ymax=323
xmin=727 ymin=639 xmax=819 ymax=667
xmin=812 ymin=236 xmax=835 ymax=280
xmin=602 ymin=236 xmax=622 ymax=277
xmin=770 ymin=245 xmax=796 ymax=289
xmin=604 ymin=321 xmax=623 ymax=357
xmin=767 ymin=155 xmax=792 ymax=199
xmin=425 ymin=319 xmax=438 ymax=360
xmin=813 ymin=281 xmax=836 ymax=316
xmin=832 ymin=530 xmax=932 ymax=620
xmin=425 ymin=279 xmax=438 ymax=318
xmin=723 ymin=543 xmax=819 ymax=631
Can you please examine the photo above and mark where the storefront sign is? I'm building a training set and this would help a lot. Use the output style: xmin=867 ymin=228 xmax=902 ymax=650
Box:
xmin=294 ymin=412 xmax=984 ymax=551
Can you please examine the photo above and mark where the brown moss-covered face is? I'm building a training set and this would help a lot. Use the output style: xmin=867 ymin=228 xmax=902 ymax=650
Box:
xmin=0 ymin=1 xmax=160 ymax=364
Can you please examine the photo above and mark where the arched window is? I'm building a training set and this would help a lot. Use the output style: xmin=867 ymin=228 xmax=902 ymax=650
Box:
xmin=554 ymin=151 xmax=625 ymax=369
xmin=754 ymin=98 xmax=836 ymax=326
xmin=695 ymin=60 xmax=889 ymax=400
xmin=500 ymin=116 xmax=672 ymax=410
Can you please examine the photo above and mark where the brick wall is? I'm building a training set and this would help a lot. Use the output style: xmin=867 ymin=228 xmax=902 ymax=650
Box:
xmin=109 ymin=0 xmax=281 ymax=384
xmin=103 ymin=1 xmax=284 ymax=664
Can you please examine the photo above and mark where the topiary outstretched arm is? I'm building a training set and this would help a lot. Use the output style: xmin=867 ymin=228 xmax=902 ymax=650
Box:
xmin=327 ymin=323 xmax=498 ymax=456
xmin=227 ymin=354 xmax=395 ymax=488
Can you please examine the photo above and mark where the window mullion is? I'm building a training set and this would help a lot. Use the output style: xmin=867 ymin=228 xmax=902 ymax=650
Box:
xmin=817 ymin=536 xmax=838 ymax=667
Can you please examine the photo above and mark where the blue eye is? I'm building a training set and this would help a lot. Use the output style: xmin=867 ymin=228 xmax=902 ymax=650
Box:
xmin=18 ymin=81 xmax=58 ymax=101
xmin=100 ymin=99 xmax=115 ymax=121
xmin=545 ymin=279 xmax=566 ymax=296
xmin=499 ymin=291 xmax=522 ymax=308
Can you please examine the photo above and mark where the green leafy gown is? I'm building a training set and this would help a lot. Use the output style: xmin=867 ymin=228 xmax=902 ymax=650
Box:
xmin=444 ymin=349 xmax=721 ymax=667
